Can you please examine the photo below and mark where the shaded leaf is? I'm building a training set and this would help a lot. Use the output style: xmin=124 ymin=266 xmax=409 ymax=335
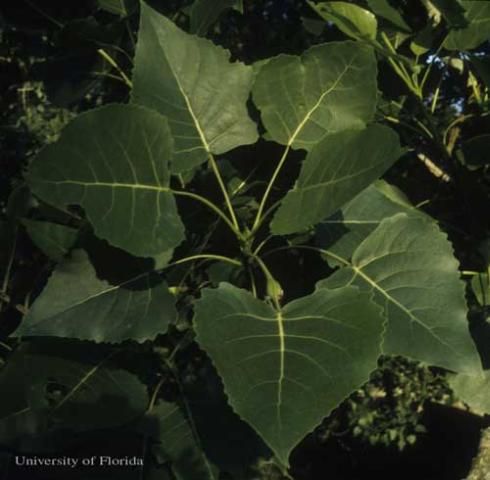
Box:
xmin=431 ymin=0 xmax=467 ymax=27
xmin=22 ymin=219 xmax=78 ymax=262
xmin=26 ymin=352 xmax=148 ymax=431
xmin=252 ymin=41 xmax=377 ymax=150
xmin=316 ymin=180 xmax=423 ymax=264
xmin=97 ymin=0 xmax=137 ymax=17
xmin=449 ymin=371 xmax=490 ymax=415
xmin=271 ymin=125 xmax=403 ymax=235
xmin=142 ymin=400 xmax=218 ymax=480
xmin=472 ymin=55 xmax=490 ymax=89
xmin=28 ymin=104 xmax=184 ymax=258
xmin=319 ymin=214 xmax=481 ymax=374
xmin=132 ymin=2 xmax=258 ymax=172
xmin=471 ymin=272 xmax=490 ymax=306
xmin=189 ymin=0 xmax=241 ymax=35
xmin=367 ymin=0 xmax=411 ymax=32
xmin=462 ymin=134 xmax=490 ymax=167
xmin=309 ymin=2 xmax=378 ymax=40
xmin=13 ymin=250 xmax=176 ymax=343
xmin=194 ymin=283 xmax=384 ymax=465
xmin=444 ymin=1 xmax=490 ymax=50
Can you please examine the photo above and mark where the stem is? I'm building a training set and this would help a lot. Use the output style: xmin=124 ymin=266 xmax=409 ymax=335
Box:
xmin=253 ymin=145 xmax=291 ymax=232
xmin=207 ymin=153 xmax=240 ymax=232
xmin=166 ymin=254 xmax=241 ymax=270
xmin=172 ymin=190 xmax=243 ymax=239
xmin=97 ymin=49 xmax=132 ymax=88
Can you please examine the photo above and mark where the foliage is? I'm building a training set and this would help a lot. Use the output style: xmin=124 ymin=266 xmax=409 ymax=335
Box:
xmin=1 ymin=0 xmax=490 ymax=478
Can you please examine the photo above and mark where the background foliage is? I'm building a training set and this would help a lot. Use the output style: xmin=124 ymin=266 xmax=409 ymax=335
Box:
xmin=1 ymin=0 xmax=490 ymax=479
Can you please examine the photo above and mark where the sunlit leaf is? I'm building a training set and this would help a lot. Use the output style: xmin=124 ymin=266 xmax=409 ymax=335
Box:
xmin=319 ymin=214 xmax=481 ymax=374
xmin=252 ymin=41 xmax=377 ymax=150
xmin=308 ymin=2 xmax=377 ymax=40
xmin=28 ymin=104 xmax=184 ymax=258
xmin=194 ymin=283 xmax=384 ymax=465
xmin=270 ymin=125 xmax=403 ymax=235
xmin=132 ymin=2 xmax=258 ymax=172
xmin=449 ymin=371 xmax=490 ymax=415
xmin=316 ymin=180 xmax=423 ymax=264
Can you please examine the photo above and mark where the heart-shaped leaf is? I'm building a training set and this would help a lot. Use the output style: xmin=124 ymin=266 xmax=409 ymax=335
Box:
xmin=132 ymin=2 xmax=258 ymax=172
xmin=194 ymin=283 xmax=384 ymax=465
xmin=252 ymin=41 xmax=377 ymax=150
xmin=13 ymin=250 xmax=176 ymax=343
xmin=28 ymin=104 xmax=184 ymax=258
xmin=319 ymin=214 xmax=481 ymax=374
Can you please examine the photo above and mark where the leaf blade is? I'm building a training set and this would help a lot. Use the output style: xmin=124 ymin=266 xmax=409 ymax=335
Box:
xmin=132 ymin=2 xmax=258 ymax=172
xmin=194 ymin=283 xmax=384 ymax=465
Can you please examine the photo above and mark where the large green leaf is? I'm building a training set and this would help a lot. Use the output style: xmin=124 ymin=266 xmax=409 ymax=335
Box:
xmin=22 ymin=219 xmax=78 ymax=262
xmin=194 ymin=283 xmax=384 ymax=465
xmin=472 ymin=55 xmax=490 ymax=89
xmin=316 ymin=180 xmax=422 ymax=263
xmin=143 ymin=400 xmax=218 ymax=480
xmin=270 ymin=125 xmax=403 ymax=235
xmin=366 ymin=0 xmax=411 ymax=31
xmin=27 ymin=104 xmax=184 ymax=258
xmin=319 ymin=214 xmax=481 ymax=374
xmin=308 ymin=2 xmax=378 ymax=40
xmin=131 ymin=2 xmax=258 ymax=172
xmin=449 ymin=371 xmax=490 ymax=415
xmin=444 ymin=1 xmax=490 ymax=50
xmin=13 ymin=250 xmax=176 ymax=343
xmin=26 ymin=352 xmax=148 ymax=431
xmin=252 ymin=41 xmax=377 ymax=151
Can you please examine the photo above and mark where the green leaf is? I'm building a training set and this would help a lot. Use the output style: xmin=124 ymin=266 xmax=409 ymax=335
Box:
xmin=143 ymin=400 xmax=218 ymax=480
xmin=27 ymin=104 xmax=185 ymax=258
xmin=189 ymin=0 xmax=240 ymax=35
xmin=26 ymin=352 xmax=148 ymax=431
xmin=252 ymin=41 xmax=377 ymax=151
xmin=194 ymin=283 xmax=384 ymax=465
xmin=97 ymin=0 xmax=137 ymax=17
xmin=131 ymin=2 xmax=258 ymax=172
xmin=309 ymin=2 xmax=378 ymax=40
xmin=449 ymin=371 xmax=490 ymax=415
xmin=22 ymin=219 xmax=78 ymax=262
xmin=319 ymin=214 xmax=481 ymax=374
xmin=316 ymin=180 xmax=422 ymax=263
xmin=13 ymin=250 xmax=176 ymax=343
xmin=270 ymin=124 xmax=403 ymax=235
xmin=444 ymin=1 xmax=490 ymax=50
xmin=366 ymin=0 xmax=411 ymax=32
xmin=431 ymin=0 xmax=467 ymax=27
xmin=472 ymin=55 xmax=490 ymax=89
xmin=471 ymin=272 xmax=490 ymax=306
